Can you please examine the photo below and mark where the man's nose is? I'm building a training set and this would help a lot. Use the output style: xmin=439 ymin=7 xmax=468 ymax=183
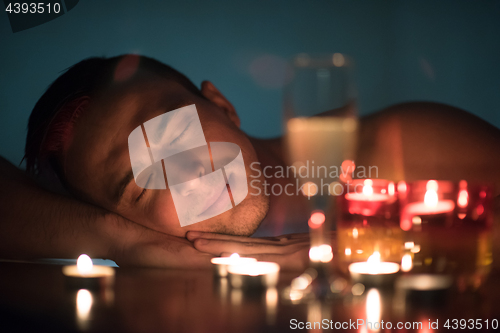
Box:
xmin=177 ymin=161 xmax=206 ymax=196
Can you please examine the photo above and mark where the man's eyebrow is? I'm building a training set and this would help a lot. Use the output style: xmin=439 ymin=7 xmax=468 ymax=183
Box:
xmin=115 ymin=170 xmax=135 ymax=204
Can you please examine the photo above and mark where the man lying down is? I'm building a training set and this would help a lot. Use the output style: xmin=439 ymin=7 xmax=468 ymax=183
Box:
xmin=0 ymin=55 xmax=499 ymax=270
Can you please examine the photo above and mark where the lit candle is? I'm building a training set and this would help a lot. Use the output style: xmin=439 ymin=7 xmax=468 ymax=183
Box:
xmin=211 ymin=253 xmax=257 ymax=277
xmin=400 ymin=180 xmax=455 ymax=231
xmin=344 ymin=179 xmax=394 ymax=216
xmin=348 ymin=251 xmax=400 ymax=286
xmin=228 ymin=261 xmax=280 ymax=290
xmin=62 ymin=254 xmax=115 ymax=289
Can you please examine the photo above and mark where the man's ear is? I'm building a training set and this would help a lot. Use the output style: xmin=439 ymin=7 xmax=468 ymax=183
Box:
xmin=201 ymin=81 xmax=240 ymax=128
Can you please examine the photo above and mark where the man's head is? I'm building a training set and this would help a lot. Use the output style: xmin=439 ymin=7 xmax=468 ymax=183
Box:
xmin=26 ymin=55 xmax=268 ymax=237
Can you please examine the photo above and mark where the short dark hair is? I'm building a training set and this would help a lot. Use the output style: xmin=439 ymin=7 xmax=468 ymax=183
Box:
xmin=24 ymin=55 xmax=203 ymax=177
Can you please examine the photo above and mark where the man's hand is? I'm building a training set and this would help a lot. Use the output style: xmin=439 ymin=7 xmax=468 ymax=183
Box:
xmin=187 ymin=231 xmax=311 ymax=271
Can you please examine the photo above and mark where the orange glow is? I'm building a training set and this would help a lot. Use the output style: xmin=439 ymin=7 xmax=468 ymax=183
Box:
xmin=301 ymin=182 xmax=318 ymax=197
xmin=401 ymin=254 xmax=413 ymax=272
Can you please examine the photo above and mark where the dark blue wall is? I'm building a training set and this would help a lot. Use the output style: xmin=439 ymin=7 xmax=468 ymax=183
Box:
xmin=1 ymin=0 xmax=499 ymax=165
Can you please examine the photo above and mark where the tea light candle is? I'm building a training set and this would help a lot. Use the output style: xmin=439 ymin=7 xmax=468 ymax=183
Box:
xmin=344 ymin=180 xmax=393 ymax=216
xmin=62 ymin=254 xmax=115 ymax=289
xmin=348 ymin=251 xmax=400 ymax=286
xmin=400 ymin=181 xmax=455 ymax=230
xmin=228 ymin=261 xmax=280 ymax=290
xmin=211 ymin=253 xmax=257 ymax=277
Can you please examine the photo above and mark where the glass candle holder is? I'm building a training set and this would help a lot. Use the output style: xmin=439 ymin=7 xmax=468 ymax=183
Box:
xmin=336 ymin=179 xmax=403 ymax=274
xmin=398 ymin=180 xmax=494 ymax=289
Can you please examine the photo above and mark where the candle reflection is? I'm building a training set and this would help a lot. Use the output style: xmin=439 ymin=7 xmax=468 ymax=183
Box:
xmin=265 ymin=288 xmax=278 ymax=325
xmin=365 ymin=289 xmax=382 ymax=332
xmin=76 ymin=289 xmax=93 ymax=330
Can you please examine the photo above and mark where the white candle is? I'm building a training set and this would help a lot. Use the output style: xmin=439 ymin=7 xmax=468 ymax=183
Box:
xmin=348 ymin=252 xmax=400 ymax=285
xmin=344 ymin=179 xmax=394 ymax=216
xmin=400 ymin=181 xmax=455 ymax=231
xmin=62 ymin=254 xmax=115 ymax=288
xmin=228 ymin=262 xmax=280 ymax=289
xmin=211 ymin=253 xmax=257 ymax=277
xmin=345 ymin=179 xmax=390 ymax=202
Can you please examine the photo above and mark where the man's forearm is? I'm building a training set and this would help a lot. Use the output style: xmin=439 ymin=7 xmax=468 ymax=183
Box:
xmin=0 ymin=156 xmax=113 ymax=260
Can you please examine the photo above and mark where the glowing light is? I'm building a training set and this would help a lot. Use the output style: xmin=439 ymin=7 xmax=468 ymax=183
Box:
xmin=332 ymin=53 xmax=345 ymax=67
xmin=401 ymin=254 xmax=413 ymax=272
xmin=397 ymin=181 xmax=407 ymax=194
xmin=302 ymin=181 xmax=318 ymax=197
xmin=353 ymin=227 xmax=359 ymax=239
xmin=349 ymin=251 xmax=400 ymax=275
xmin=424 ymin=189 xmax=438 ymax=207
xmin=230 ymin=253 xmax=240 ymax=259
xmin=388 ymin=182 xmax=395 ymax=196
xmin=426 ymin=180 xmax=438 ymax=191
xmin=328 ymin=181 xmax=343 ymax=196
xmin=77 ymin=254 xmax=93 ymax=275
xmin=404 ymin=242 xmax=415 ymax=250
xmin=309 ymin=211 xmax=325 ymax=226
xmin=330 ymin=278 xmax=347 ymax=293
xmin=291 ymin=276 xmax=310 ymax=290
xmin=366 ymin=289 xmax=382 ymax=332
xmin=289 ymin=288 xmax=304 ymax=301
xmin=367 ymin=251 xmax=381 ymax=265
xmin=76 ymin=289 xmax=93 ymax=322
xmin=412 ymin=216 xmax=422 ymax=225
xmin=309 ymin=244 xmax=333 ymax=263
xmin=476 ymin=204 xmax=484 ymax=216
xmin=363 ymin=179 xmax=374 ymax=196
xmin=265 ymin=287 xmax=278 ymax=324
xmin=411 ymin=245 xmax=421 ymax=253
xmin=345 ymin=248 xmax=352 ymax=256
xmin=458 ymin=190 xmax=468 ymax=208
xmin=351 ymin=283 xmax=365 ymax=296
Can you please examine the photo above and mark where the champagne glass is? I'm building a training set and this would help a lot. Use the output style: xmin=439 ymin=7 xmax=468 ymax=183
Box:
xmin=283 ymin=53 xmax=358 ymax=299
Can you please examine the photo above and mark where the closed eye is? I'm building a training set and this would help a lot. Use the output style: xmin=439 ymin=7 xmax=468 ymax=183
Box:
xmin=136 ymin=173 xmax=153 ymax=202
xmin=170 ymin=120 xmax=192 ymax=146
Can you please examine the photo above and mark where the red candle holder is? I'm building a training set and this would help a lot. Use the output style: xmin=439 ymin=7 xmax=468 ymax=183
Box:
xmin=398 ymin=180 xmax=494 ymax=289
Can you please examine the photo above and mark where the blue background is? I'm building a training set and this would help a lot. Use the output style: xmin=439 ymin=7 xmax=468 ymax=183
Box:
xmin=1 ymin=0 xmax=499 ymax=165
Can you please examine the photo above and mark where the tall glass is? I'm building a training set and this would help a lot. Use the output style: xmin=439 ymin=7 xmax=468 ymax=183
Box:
xmin=283 ymin=53 xmax=358 ymax=298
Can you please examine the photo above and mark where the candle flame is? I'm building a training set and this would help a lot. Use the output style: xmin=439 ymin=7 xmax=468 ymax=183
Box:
xmin=401 ymin=254 xmax=413 ymax=272
xmin=77 ymin=254 xmax=93 ymax=275
xmin=362 ymin=179 xmax=374 ymax=196
xmin=458 ymin=190 xmax=468 ymax=208
xmin=388 ymin=182 xmax=395 ymax=196
xmin=424 ymin=189 xmax=438 ymax=207
xmin=367 ymin=251 xmax=381 ymax=265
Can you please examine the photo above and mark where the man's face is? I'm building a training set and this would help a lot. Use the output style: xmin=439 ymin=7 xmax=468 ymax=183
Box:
xmin=63 ymin=68 xmax=268 ymax=237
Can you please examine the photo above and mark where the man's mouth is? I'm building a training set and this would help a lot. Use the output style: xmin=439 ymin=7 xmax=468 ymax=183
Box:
xmin=197 ymin=183 xmax=232 ymax=218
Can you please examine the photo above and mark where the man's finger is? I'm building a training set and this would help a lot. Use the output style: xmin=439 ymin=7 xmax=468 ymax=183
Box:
xmin=193 ymin=238 xmax=308 ymax=255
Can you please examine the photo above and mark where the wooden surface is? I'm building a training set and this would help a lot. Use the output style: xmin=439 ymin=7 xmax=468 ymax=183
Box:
xmin=1 ymin=258 xmax=500 ymax=333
